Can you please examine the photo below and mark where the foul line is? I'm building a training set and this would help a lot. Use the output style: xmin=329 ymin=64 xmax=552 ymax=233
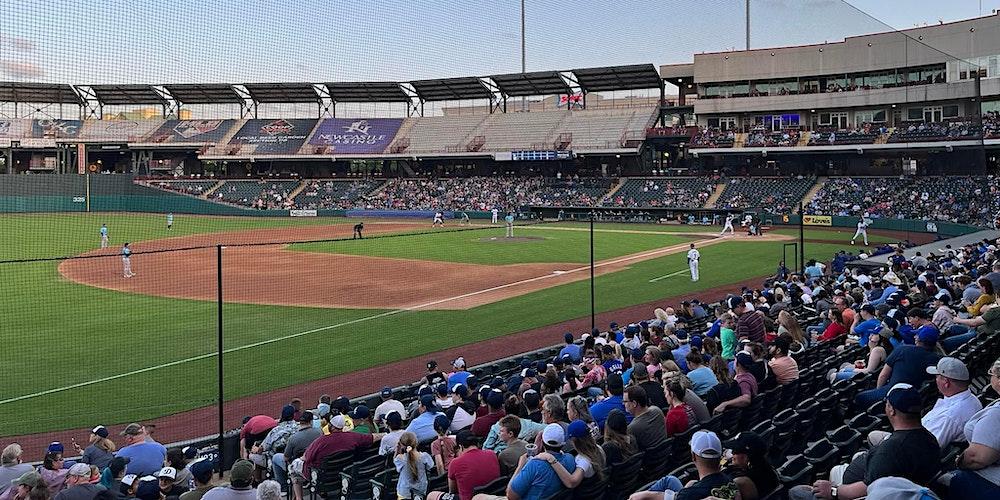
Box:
xmin=1 ymin=239 xmax=706 ymax=406
xmin=647 ymin=268 xmax=689 ymax=283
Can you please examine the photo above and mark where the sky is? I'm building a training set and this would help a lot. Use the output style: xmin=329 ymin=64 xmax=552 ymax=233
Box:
xmin=0 ymin=0 xmax=997 ymax=86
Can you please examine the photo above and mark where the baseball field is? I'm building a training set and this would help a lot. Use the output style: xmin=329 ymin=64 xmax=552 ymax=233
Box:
xmin=0 ymin=213 xmax=900 ymax=441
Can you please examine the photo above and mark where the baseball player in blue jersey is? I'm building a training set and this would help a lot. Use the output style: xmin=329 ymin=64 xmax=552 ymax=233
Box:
xmin=504 ymin=213 xmax=515 ymax=238
xmin=121 ymin=242 xmax=135 ymax=278
xmin=100 ymin=224 xmax=109 ymax=248
xmin=166 ymin=213 xmax=173 ymax=230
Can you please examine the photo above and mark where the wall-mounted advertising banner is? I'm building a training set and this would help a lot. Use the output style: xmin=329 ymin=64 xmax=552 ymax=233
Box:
xmin=32 ymin=119 xmax=82 ymax=139
xmin=145 ymin=120 xmax=236 ymax=143
xmin=79 ymin=120 xmax=162 ymax=142
xmin=0 ymin=119 xmax=31 ymax=138
xmin=229 ymin=119 xmax=315 ymax=154
xmin=307 ymin=118 xmax=402 ymax=154
xmin=803 ymin=215 xmax=832 ymax=226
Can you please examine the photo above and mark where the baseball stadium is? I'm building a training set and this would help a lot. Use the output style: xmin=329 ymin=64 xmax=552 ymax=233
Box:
xmin=2 ymin=2 xmax=1000 ymax=499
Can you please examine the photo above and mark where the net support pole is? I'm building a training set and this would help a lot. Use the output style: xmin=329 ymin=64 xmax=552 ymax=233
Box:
xmin=590 ymin=211 xmax=595 ymax=331
xmin=798 ymin=203 xmax=806 ymax=276
xmin=216 ymin=244 xmax=224 ymax=478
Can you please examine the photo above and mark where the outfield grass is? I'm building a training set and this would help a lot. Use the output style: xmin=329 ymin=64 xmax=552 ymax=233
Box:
xmin=531 ymin=220 xmax=898 ymax=244
xmin=0 ymin=214 xmax=861 ymax=436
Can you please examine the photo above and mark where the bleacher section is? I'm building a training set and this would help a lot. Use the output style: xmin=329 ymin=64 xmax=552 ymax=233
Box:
xmin=553 ymin=108 xmax=658 ymax=150
xmin=744 ymin=129 xmax=800 ymax=148
xmin=390 ymin=115 xmax=488 ymax=153
xmin=149 ymin=180 xmax=218 ymax=197
xmin=807 ymin=126 xmax=882 ymax=146
xmin=529 ymin=177 xmax=615 ymax=206
xmin=479 ymin=112 xmax=570 ymax=152
xmin=887 ymin=121 xmax=981 ymax=143
xmin=603 ymin=177 xmax=715 ymax=208
xmin=364 ymin=177 xmax=546 ymax=211
xmin=292 ymin=180 xmax=383 ymax=209
xmin=212 ymin=180 xmax=300 ymax=209
xmin=715 ymin=177 xmax=815 ymax=212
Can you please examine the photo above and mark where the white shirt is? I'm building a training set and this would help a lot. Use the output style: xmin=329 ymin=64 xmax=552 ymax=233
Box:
xmin=923 ymin=389 xmax=983 ymax=447
xmin=449 ymin=405 xmax=476 ymax=432
xmin=374 ymin=399 xmax=406 ymax=423
xmin=379 ymin=430 xmax=406 ymax=456
xmin=858 ymin=220 xmax=867 ymax=229
xmin=687 ymin=249 xmax=700 ymax=263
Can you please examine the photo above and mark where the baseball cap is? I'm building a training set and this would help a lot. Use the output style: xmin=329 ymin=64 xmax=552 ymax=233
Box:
xmin=520 ymin=359 xmax=532 ymax=369
xmin=886 ymin=383 xmax=922 ymax=414
xmin=280 ymin=405 xmax=295 ymax=420
xmin=486 ymin=390 xmax=504 ymax=408
xmin=135 ymin=477 xmax=161 ymax=500
xmin=566 ymin=420 xmax=589 ymax=439
xmin=542 ymin=423 xmax=566 ymax=447
xmin=453 ymin=357 xmax=466 ymax=369
xmin=12 ymin=472 xmax=42 ymax=488
xmin=727 ymin=296 xmax=743 ymax=309
xmin=690 ymin=430 xmax=723 ymax=459
xmin=156 ymin=467 xmax=176 ymax=480
xmin=521 ymin=368 xmax=537 ymax=378
xmin=452 ymin=384 xmax=468 ymax=398
xmin=385 ymin=411 xmax=402 ymax=428
xmin=427 ymin=360 xmax=438 ymax=370
xmin=609 ymin=322 xmax=618 ymax=330
xmin=926 ymin=357 xmax=970 ymax=381
xmin=735 ymin=352 xmax=754 ymax=369
xmin=630 ymin=348 xmax=645 ymax=360
xmin=420 ymin=394 xmax=439 ymax=412
xmin=536 ymin=360 xmax=548 ymax=373
xmin=228 ymin=459 xmax=254 ymax=486
xmin=723 ymin=432 xmax=766 ymax=457
xmin=350 ymin=405 xmax=370 ymax=420
xmin=522 ymin=389 xmax=540 ymax=408
xmin=465 ymin=375 xmax=479 ymax=389
xmin=181 ymin=446 xmax=198 ymax=459
xmin=315 ymin=403 xmax=331 ymax=418
xmin=328 ymin=415 xmax=347 ymax=430
xmin=67 ymin=463 xmax=92 ymax=477
xmin=690 ymin=336 xmax=703 ymax=349
xmin=189 ymin=460 xmax=214 ymax=483
xmin=47 ymin=442 xmax=64 ymax=453
xmin=109 ymin=456 xmax=130 ymax=477
xmin=436 ymin=384 xmax=449 ymax=396
xmin=331 ymin=396 xmax=351 ymax=413
xmin=418 ymin=386 xmax=433 ymax=397
xmin=380 ymin=386 xmax=393 ymax=398
xmin=91 ymin=426 xmax=109 ymax=439
xmin=297 ymin=411 xmax=314 ymax=423
xmin=120 ymin=423 xmax=143 ymax=436
xmin=564 ymin=332 xmax=575 ymax=343
xmin=121 ymin=474 xmax=139 ymax=488
xmin=917 ymin=328 xmax=939 ymax=345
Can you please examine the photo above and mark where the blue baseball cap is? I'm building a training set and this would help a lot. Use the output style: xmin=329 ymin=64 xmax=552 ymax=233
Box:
xmin=917 ymin=328 xmax=939 ymax=345
xmin=690 ymin=336 xmax=704 ymax=349
xmin=886 ymin=384 xmax=922 ymax=414
xmin=419 ymin=394 xmax=438 ymax=411
xmin=567 ymin=420 xmax=589 ymax=439
xmin=380 ymin=386 xmax=393 ymax=398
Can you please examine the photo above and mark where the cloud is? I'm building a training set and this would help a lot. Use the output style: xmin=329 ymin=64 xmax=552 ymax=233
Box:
xmin=0 ymin=34 xmax=36 ymax=52
xmin=0 ymin=61 xmax=46 ymax=79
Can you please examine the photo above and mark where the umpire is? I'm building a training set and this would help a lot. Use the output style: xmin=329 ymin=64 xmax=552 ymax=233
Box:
xmin=353 ymin=221 xmax=364 ymax=239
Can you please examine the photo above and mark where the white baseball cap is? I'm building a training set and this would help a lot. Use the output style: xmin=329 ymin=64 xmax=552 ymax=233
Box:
xmin=156 ymin=467 xmax=176 ymax=480
xmin=541 ymin=423 xmax=565 ymax=447
xmin=690 ymin=430 xmax=722 ymax=459
xmin=121 ymin=475 xmax=139 ymax=487
xmin=329 ymin=414 xmax=346 ymax=430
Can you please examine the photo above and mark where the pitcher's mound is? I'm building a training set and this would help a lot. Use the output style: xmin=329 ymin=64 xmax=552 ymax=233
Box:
xmin=479 ymin=236 xmax=545 ymax=243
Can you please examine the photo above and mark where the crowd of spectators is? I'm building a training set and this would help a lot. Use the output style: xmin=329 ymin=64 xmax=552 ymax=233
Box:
xmin=214 ymin=181 xmax=299 ymax=210
xmin=691 ymin=128 xmax=736 ymax=148
xmin=360 ymin=177 xmax=546 ymax=211
xmin=528 ymin=178 xmax=616 ymax=207
xmin=292 ymin=180 xmax=381 ymax=210
xmin=808 ymin=124 xmax=885 ymax=146
xmin=983 ymin=112 xmax=1000 ymax=138
xmin=7 ymin=236 xmax=999 ymax=499
xmin=888 ymin=121 xmax=982 ymax=143
xmin=715 ymin=176 xmax=816 ymax=213
xmin=809 ymin=176 xmax=1000 ymax=227
xmin=603 ymin=178 xmax=715 ymax=208
xmin=744 ymin=129 xmax=800 ymax=148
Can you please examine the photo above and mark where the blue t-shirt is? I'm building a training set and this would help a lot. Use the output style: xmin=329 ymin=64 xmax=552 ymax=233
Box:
xmin=886 ymin=345 xmax=941 ymax=388
xmin=405 ymin=411 xmax=440 ymax=443
xmin=558 ymin=344 xmax=581 ymax=363
xmin=508 ymin=452 xmax=577 ymax=500
xmin=687 ymin=367 xmax=719 ymax=396
xmin=602 ymin=359 xmax=623 ymax=375
xmin=589 ymin=395 xmax=627 ymax=431
xmin=117 ymin=441 xmax=167 ymax=476
xmin=870 ymin=286 xmax=899 ymax=306
xmin=706 ymin=320 xmax=721 ymax=338
xmin=672 ymin=345 xmax=691 ymax=372
xmin=448 ymin=371 xmax=471 ymax=388
xmin=853 ymin=318 xmax=882 ymax=347
xmin=121 ymin=247 xmax=131 ymax=258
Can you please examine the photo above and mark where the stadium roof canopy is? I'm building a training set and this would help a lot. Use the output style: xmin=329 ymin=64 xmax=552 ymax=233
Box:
xmin=89 ymin=84 xmax=164 ymax=105
xmin=244 ymin=82 xmax=318 ymax=103
xmin=163 ymin=84 xmax=244 ymax=104
xmin=326 ymin=82 xmax=410 ymax=102
xmin=0 ymin=82 xmax=79 ymax=103
xmin=570 ymin=64 xmax=663 ymax=92
xmin=490 ymin=71 xmax=572 ymax=97
xmin=410 ymin=77 xmax=492 ymax=101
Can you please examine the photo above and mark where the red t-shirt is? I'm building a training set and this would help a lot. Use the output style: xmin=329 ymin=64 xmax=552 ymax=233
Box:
xmin=819 ymin=322 xmax=848 ymax=342
xmin=239 ymin=415 xmax=277 ymax=440
xmin=664 ymin=405 xmax=691 ymax=436
xmin=448 ymin=448 xmax=500 ymax=500
xmin=301 ymin=431 xmax=373 ymax=477
xmin=471 ymin=411 xmax=505 ymax=437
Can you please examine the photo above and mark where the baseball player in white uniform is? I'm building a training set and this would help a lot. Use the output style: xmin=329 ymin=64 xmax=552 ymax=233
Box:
xmin=491 ymin=208 xmax=499 ymax=224
xmin=720 ymin=214 xmax=735 ymax=236
xmin=687 ymin=243 xmax=700 ymax=282
xmin=433 ymin=211 xmax=444 ymax=227
xmin=99 ymin=224 xmax=109 ymax=248
xmin=851 ymin=214 xmax=872 ymax=245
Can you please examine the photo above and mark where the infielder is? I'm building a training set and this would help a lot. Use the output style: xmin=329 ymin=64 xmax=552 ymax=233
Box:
xmin=852 ymin=214 xmax=872 ymax=245
xmin=121 ymin=242 xmax=135 ymax=278
xmin=491 ymin=207 xmax=499 ymax=224
xmin=687 ymin=243 xmax=700 ymax=282
xmin=99 ymin=224 xmax=109 ymax=248
xmin=353 ymin=221 xmax=364 ymax=239
xmin=166 ymin=212 xmax=173 ymax=230
xmin=433 ymin=211 xmax=444 ymax=227
xmin=720 ymin=214 xmax=735 ymax=235
xmin=504 ymin=212 xmax=515 ymax=238
xmin=460 ymin=212 xmax=470 ymax=226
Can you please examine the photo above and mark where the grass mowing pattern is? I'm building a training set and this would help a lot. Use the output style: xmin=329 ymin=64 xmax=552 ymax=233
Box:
xmin=0 ymin=213 xmax=860 ymax=436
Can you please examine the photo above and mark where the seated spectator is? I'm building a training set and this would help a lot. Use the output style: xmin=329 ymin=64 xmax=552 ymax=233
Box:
xmin=495 ymin=424 xmax=576 ymax=500
xmin=828 ymin=330 xmax=892 ymax=382
xmin=4 ymin=473 xmax=49 ymax=500
xmin=53 ymin=464 xmax=105 ymax=500
xmin=704 ymin=356 xmax=742 ymax=413
xmin=723 ymin=432 xmax=779 ymax=500
xmin=625 ymin=386 xmax=668 ymax=450
xmin=664 ymin=379 xmax=695 ymax=437
xmin=202 ymin=460 xmax=254 ymax=500
xmin=713 ymin=352 xmax=758 ymax=414
xmin=589 ymin=373 xmax=626 ymax=431
xmin=0 ymin=444 xmax=33 ymax=495
xmin=815 ymin=309 xmax=848 ymax=343
xmin=431 ymin=415 xmax=457 ymax=473
xmin=408 ymin=395 xmax=445 ymax=443
xmin=685 ymin=351 xmax=718 ymax=396
xmin=790 ymin=384 xmax=939 ymax=500
xmin=719 ymin=313 xmax=738 ymax=360
xmin=948 ymin=356 xmax=1000 ymax=497
xmin=537 ymin=420 xmax=606 ymax=489
xmin=117 ymin=424 xmax=167 ymax=477
xmin=495 ymin=416 xmax=528 ymax=476
xmin=767 ymin=336 xmax=799 ymax=386
xmin=38 ymin=452 xmax=68 ymax=496
xmin=565 ymin=396 xmax=600 ymax=440
xmin=871 ymin=357 xmax=982 ymax=449
xmin=374 ymin=387 xmax=405 ymax=426
xmin=178 ymin=460 xmax=214 ymax=500
xmin=558 ymin=333 xmax=582 ymax=363
xmin=472 ymin=390 xmax=505 ymax=438
xmin=445 ymin=384 xmax=477 ymax=431
xmin=378 ymin=412 xmax=406 ymax=457
xmin=155 ymin=467 xmax=187 ymax=500
xmin=300 ymin=415 xmax=385 ymax=478
xmin=393 ymin=432 xmax=435 ymax=500
xmin=76 ymin=427 xmax=115 ymax=470
xmin=428 ymin=430 xmax=499 ymax=500
xmin=629 ymin=430 xmax=733 ymax=500
xmin=855 ymin=326 xmax=941 ymax=408
xmin=601 ymin=410 xmax=637 ymax=466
